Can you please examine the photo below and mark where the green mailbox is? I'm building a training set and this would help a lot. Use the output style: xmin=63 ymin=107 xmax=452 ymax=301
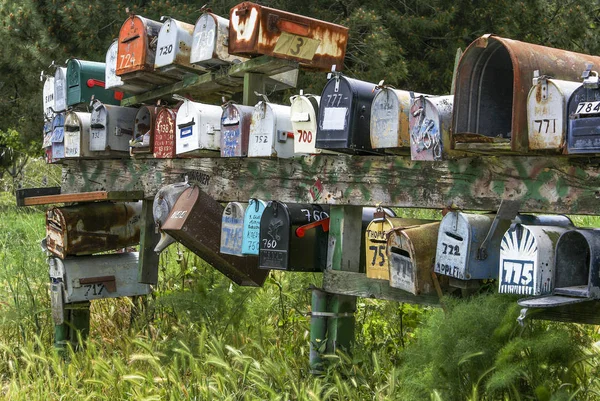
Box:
xmin=66 ymin=59 xmax=122 ymax=107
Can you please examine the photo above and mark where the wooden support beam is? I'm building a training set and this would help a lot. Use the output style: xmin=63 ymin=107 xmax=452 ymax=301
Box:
xmin=243 ymin=73 xmax=265 ymax=106
xmin=16 ymin=186 xmax=61 ymax=206
xmin=138 ymin=199 xmax=160 ymax=285
xmin=20 ymin=190 xmax=144 ymax=206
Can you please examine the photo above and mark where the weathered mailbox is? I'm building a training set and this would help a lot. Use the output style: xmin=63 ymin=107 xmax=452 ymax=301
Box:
xmin=153 ymin=107 xmax=177 ymax=158
xmin=409 ymin=95 xmax=454 ymax=161
xmin=242 ymin=199 xmax=267 ymax=255
xmin=175 ymin=99 xmax=222 ymax=156
xmin=51 ymin=112 xmax=65 ymax=160
xmin=315 ymin=73 xmax=381 ymax=154
xmin=220 ymin=103 xmax=254 ymax=157
xmin=290 ymin=92 xmax=325 ymax=154
xmin=64 ymin=111 xmax=93 ymax=159
xmin=46 ymin=202 xmax=142 ymax=259
xmin=160 ymin=186 xmax=268 ymax=286
xmin=191 ymin=11 xmax=248 ymax=67
xmin=228 ymin=2 xmax=349 ymax=71
xmin=259 ymin=201 xmax=329 ymax=271
xmin=220 ymin=202 xmax=247 ymax=256
xmin=43 ymin=120 xmax=54 ymax=163
xmin=66 ymin=59 xmax=121 ymax=107
xmin=452 ymin=34 xmax=600 ymax=154
xmin=387 ymin=222 xmax=446 ymax=296
xmin=567 ymin=68 xmax=600 ymax=154
xmin=499 ymin=223 xmax=570 ymax=296
xmin=89 ymin=100 xmax=137 ymax=154
xmin=153 ymin=181 xmax=190 ymax=253
xmin=54 ymin=67 xmax=67 ymax=112
xmin=155 ymin=17 xmax=205 ymax=78
xmin=105 ymin=40 xmax=147 ymax=94
xmin=131 ymin=105 xmax=157 ymax=155
xmin=527 ymin=73 xmax=580 ymax=152
xmin=248 ymin=101 xmax=296 ymax=158
xmin=42 ymin=75 xmax=55 ymax=119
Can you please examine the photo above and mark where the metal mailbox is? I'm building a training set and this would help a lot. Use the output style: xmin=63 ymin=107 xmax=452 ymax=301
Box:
xmin=567 ymin=69 xmax=600 ymax=154
xmin=242 ymin=198 xmax=267 ymax=255
xmin=43 ymin=75 xmax=55 ymax=119
xmin=290 ymin=92 xmax=326 ymax=154
xmin=46 ymin=202 xmax=142 ymax=259
xmin=89 ymin=100 xmax=137 ymax=153
xmin=316 ymin=74 xmax=381 ymax=154
xmin=51 ymin=112 xmax=65 ymax=160
xmin=221 ymin=103 xmax=253 ymax=157
xmin=387 ymin=222 xmax=446 ymax=295
xmin=66 ymin=59 xmax=121 ymax=107
xmin=54 ymin=67 xmax=67 ymax=113
xmin=191 ymin=12 xmax=248 ymax=67
xmin=452 ymin=34 xmax=600 ymax=154
xmin=499 ymin=223 xmax=570 ymax=296
xmin=154 ymin=18 xmax=205 ymax=78
xmin=409 ymin=95 xmax=454 ymax=161
xmin=248 ymin=101 xmax=296 ymax=158
xmin=220 ymin=202 xmax=247 ymax=256
xmin=175 ymin=99 xmax=222 ymax=156
xmin=259 ymin=201 xmax=329 ymax=271
xmin=131 ymin=105 xmax=157 ymax=155
xmin=228 ymin=2 xmax=349 ymax=71
xmin=43 ymin=120 xmax=54 ymax=163
xmin=105 ymin=40 xmax=147 ymax=94
xmin=153 ymin=107 xmax=177 ymax=158
xmin=160 ymin=186 xmax=268 ymax=286
xmin=153 ymin=181 xmax=190 ymax=253
xmin=64 ymin=111 xmax=93 ymax=159
xmin=527 ymin=74 xmax=580 ymax=152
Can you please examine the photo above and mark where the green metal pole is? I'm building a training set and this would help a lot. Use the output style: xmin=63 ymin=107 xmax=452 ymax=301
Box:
xmin=67 ymin=302 xmax=90 ymax=350
xmin=54 ymin=316 xmax=69 ymax=355
xmin=309 ymin=288 xmax=328 ymax=373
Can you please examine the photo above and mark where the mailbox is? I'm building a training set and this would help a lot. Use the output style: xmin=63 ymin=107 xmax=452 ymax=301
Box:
xmin=154 ymin=18 xmax=205 ymax=78
xmin=175 ymin=99 xmax=222 ymax=156
xmin=409 ymin=95 xmax=454 ymax=161
xmin=220 ymin=202 xmax=247 ymax=256
xmin=191 ymin=12 xmax=248 ymax=67
xmin=42 ymin=75 xmax=55 ymax=120
xmin=160 ymin=186 xmax=268 ymax=286
xmin=315 ymin=74 xmax=381 ymax=154
xmin=64 ymin=111 xmax=93 ymax=159
xmin=241 ymin=198 xmax=267 ymax=255
xmin=131 ymin=105 xmax=157 ymax=155
xmin=567 ymin=69 xmax=600 ymax=154
xmin=153 ymin=107 xmax=177 ymax=158
xmin=365 ymin=215 xmax=435 ymax=281
xmin=499 ymin=223 xmax=570 ymax=296
xmin=66 ymin=59 xmax=121 ymax=107
xmin=527 ymin=74 xmax=580 ymax=152
xmin=105 ymin=40 xmax=147 ymax=94
xmin=54 ymin=67 xmax=67 ymax=113
xmin=43 ymin=120 xmax=54 ymax=163
xmin=228 ymin=2 xmax=348 ymax=71
xmin=452 ymin=34 xmax=600 ymax=154
xmin=259 ymin=201 xmax=329 ymax=271
xmin=89 ymin=100 xmax=137 ymax=154
xmin=290 ymin=92 xmax=327 ymax=154
xmin=152 ymin=181 xmax=190 ymax=253
xmin=51 ymin=112 xmax=65 ymax=160
xmin=221 ymin=103 xmax=253 ymax=157
xmin=387 ymin=222 xmax=446 ymax=295
xmin=46 ymin=202 xmax=142 ymax=259
xmin=248 ymin=101 xmax=296 ymax=158
xmin=116 ymin=15 xmax=176 ymax=87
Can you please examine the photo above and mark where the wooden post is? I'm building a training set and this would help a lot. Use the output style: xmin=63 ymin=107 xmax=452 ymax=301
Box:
xmin=138 ymin=199 xmax=161 ymax=285
xmin=243 ymin=73 xmax=265 ymax=106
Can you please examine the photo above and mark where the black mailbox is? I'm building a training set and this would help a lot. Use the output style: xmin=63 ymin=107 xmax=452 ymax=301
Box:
xmin=316 ymin=73 xmax=381 ymax=154
xmin=567 ymin=69 xmax=600 ymax=154
xmin=259 ymin=202 xmax=330 ymax=272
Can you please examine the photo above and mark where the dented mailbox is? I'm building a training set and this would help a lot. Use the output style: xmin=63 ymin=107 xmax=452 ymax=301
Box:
xmin=259 ymin=201 xmax=329 ymax=271
xmin=51 ymin=112 xmax=65 ymax=160
xmin=316 ymin=74 xmax=380 ymax=154
xmin=220 ymin=202 xmax=247 ymax=256
xmin=66 ymin=59 xmax=121 ymax=107
xmin=152 ymin=181 xmax=191 ymax=253
xmin=567 ymin=69 xmax=600 ymax=154
xmin=452 ymin=34 xmax=600 ymax=153
xmin=54 ymin=67 xmax=67 ymax=113
xmin=175 ymin=99 xmax=222 ymax=156
xmin=229 ymin=2 xmax=348 ymax=71
xmin=131 ymin=105 xmax=157 ymax=155
xmin=221 ymin=103 xmax=253 ymax=157
xmin=409 ymin=95 xmax=454 ymax=161
xmin=248 ymin=101 xmax=296 ymax=158
xmin=290 ymin=92 xmax=324 ymax=154
xmin=155 ymin=18 xmax=205 ymax=78
xmin=46 ymin=202 xmax=142 ymax=259
xmin=160 ymin=186 xmax=268 ymax=286
xmin=153 ymin=107 xmax=177 ymax=158
xmin=242 ymin=199 xmax=267 ymax=255
xmin=64 ymin=111 xmax=93 ymax=159
xmin=89 ymin=100 xmax=137 ymax=153
xmin=191 ymin=11 xmax=248 ymax=67
xmin=105 ymin=40 xmax=147 ymax=94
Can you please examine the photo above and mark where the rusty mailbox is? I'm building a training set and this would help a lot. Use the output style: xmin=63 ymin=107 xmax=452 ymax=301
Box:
xmin=316 ymin=73 xmax=381 ymax=154
xmin=290 ymin=91 xmax=328 ymax=154
xmin=259 ymin=201 xmax=329 ymax=271
xmin=228 ymin=2 xmax=348 ymax=71
xmin=105 ymin=40 xmax=147 ymax=94
xmin=153 ymin=181 xmax=190 ymax=253
xmin=242 ymin=198 xmax=268 ymax=255
xmin=66 ymin=59 xmax=121 ymax=107
xmin=43 ymin=75 xmax=55 ymax=120
xmin=499 ymin=222 xmax=571 ymax=296
xmin=248 ymin=101 xmax=296 ymax=158
xmin=131 ymin=105 xmax=157 ymax=155
xmin=154 ymin=17 xmax=205 ymax=78
xmin=567 ymin=67 xmax=600 ymax=154
xmin=452 ymin=34 xmax=600 ymax=154
xmin=191 ymin=11 xmax=248 ymax=67
xmin=220 ymin=202 xmax=247 ymax=256
xmin=409 ymin=95 xmax=454 ymax=161
xmin=54 ymin=67 xmax=67 ymax=113
xmin=89 ymin=100 xmax=137 ymax=154
xmin=175 ymin=99 xmax=222 ymax=156
xmin=64 ymin=111 xmax=93 ymax=159
xmin=46 ymin=202 xmax=142 ymax=259
xmin=220 ymin=103 xmax=253 ymax=157
xmin=153 ymin=107 xmax=177 ymax=158
xmin=387 ymin=222 xmax=447 ymax=296
xmin=527 ymin=73 xmax=580 ymax=152
xmin=161 ymin=186 xmax=268 ymax=286
xmin=51 ymin=112 xmax=65 ymax=160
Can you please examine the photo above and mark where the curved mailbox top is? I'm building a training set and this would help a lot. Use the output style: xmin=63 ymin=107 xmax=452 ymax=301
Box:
xmin=155 ymin=18 xmax=204 ymax=74
xmin=64 ymin=111 xmax=91 ymax=158
xmin=409 ymin=95 xmax=453 ymax=161
xmin=242 ymin=198 xmax=268 ymax=255
xmin=117 ymin=15 xmax=163 ymax=76
xmin=66 ymin=59 xmax=119 ymax=107
xmin=290 ymin=93 xmax=321 ymax=154
xmin=105 ymin=40 xmax=148 ymax=94
xmin=567 ymin=78 xmax=600 ymax=154
xmin=192 ymin=12 xmax=247 ymax=66
xmin=221 ymin=103 xmax=254 ymax=157
xmin=248 ymin=101 xmax=295 ymax=158
xmin=43 ymin=76 xmax=55 ymax=120
xmin=54 ymin=67 xmax=68 ymax=112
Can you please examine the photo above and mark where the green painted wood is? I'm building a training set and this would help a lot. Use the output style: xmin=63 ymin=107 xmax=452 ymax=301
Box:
xmin=328 ymin=206 xmax=362 ymax=273
xmin=230 ymin=55 xmax=299 ymax=77
xmin=138 ymin=199 xmax=160 ymax=285
xmin=309 ymin=288 xmax=328 ymax=373
xmin=243 ymin=73 xmax=265 ymax=106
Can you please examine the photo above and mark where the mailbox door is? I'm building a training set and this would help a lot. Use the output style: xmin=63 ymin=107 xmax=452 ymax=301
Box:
xmin=370 ymin=88 xmax=416 ymax=150
xmin=66 ymin=59 xmax=117 ymax=107
xmin=291 ymin=94 xmax=321 ymax=154
xmin=54 ymin=67 xmax=67 ymax=112
xmin=220 ymin=202 xmax=248 ymax=256
xmin=105 ymin=40 xmax=147 ymax=94
xmin=410 ymin=95 xmax=454 ymax=161
xmin=176 ymin=100 xmax=222 ymax=155
xmin=90 ymin=103 xmax=137 ymax=152
xmin=153 ymin=107 xmax=177 ymax=158
xmin=192 ymin=13 xmax=246 ymax=66
xmin=155 ymin=18 xmax=204 ymax=76
xmin=365 ymin=218 xmax=394 ymax=280
xmin=567 ymin=86 xmax=600 ymax=154
xmin=132 ymin=106 xmax=157 ymax=153
xmin=221 ymin=103 xmax=253 ymax=157
xmin=434 ymin=212 xmax=475 ymax=280
xmin=249 ymin=102 xmax=294 ymax=158
xmin=43 ymin=76 xmax=55 ymax=120
xmin=43 ymin=120 xmax=53 ymax=148
xmin=242 ymin=199 xmax=267 ymax=255
xmin=64 ymin=112 xmax=92 ymax=159
xmin=51 ymin=113 xmax=65 ymax=159
xmin=117 ymin=15 xmax=162 ymax=75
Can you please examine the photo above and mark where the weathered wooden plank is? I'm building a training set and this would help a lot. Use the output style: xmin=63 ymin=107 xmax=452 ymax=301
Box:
xmin=322 ymin=269 xmax=441 ymax=306
xmin=229 ymin=55 xmax=299 ymax=77
xmin=16 ymin=186 xmax=61 ymax=206
xmin=61 ymin=155 xmax=600 ymax=214
xmin=22 ymin=190 xmax=144 ymax=206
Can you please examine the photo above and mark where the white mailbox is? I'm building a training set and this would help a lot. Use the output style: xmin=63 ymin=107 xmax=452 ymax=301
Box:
xmin=155 ymin=18 xmax=205 ymax=78
xmin=105 ymin=40 xmax=147 ymax=94
xmin=175 ymin=99 xmax=222 ymax=156
xmin=248 ymin=101 xmax=296 ymax=158
xmin=220 ymin=202 xmax=247 ymax=256
xmin=191 ymin=12 xmax=247 ymax=67
xmin=89 ymin=100 xmax=137 ymax=154
xmin=43 ymin=75 xmax=55 ymax=120
xmin=290 ymin=92 xmax=324 ymax=155
xmin=54 ymin=67 xmax=67 ymax=113
xmin=64 ymin=111 xmax=93 ymax=159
